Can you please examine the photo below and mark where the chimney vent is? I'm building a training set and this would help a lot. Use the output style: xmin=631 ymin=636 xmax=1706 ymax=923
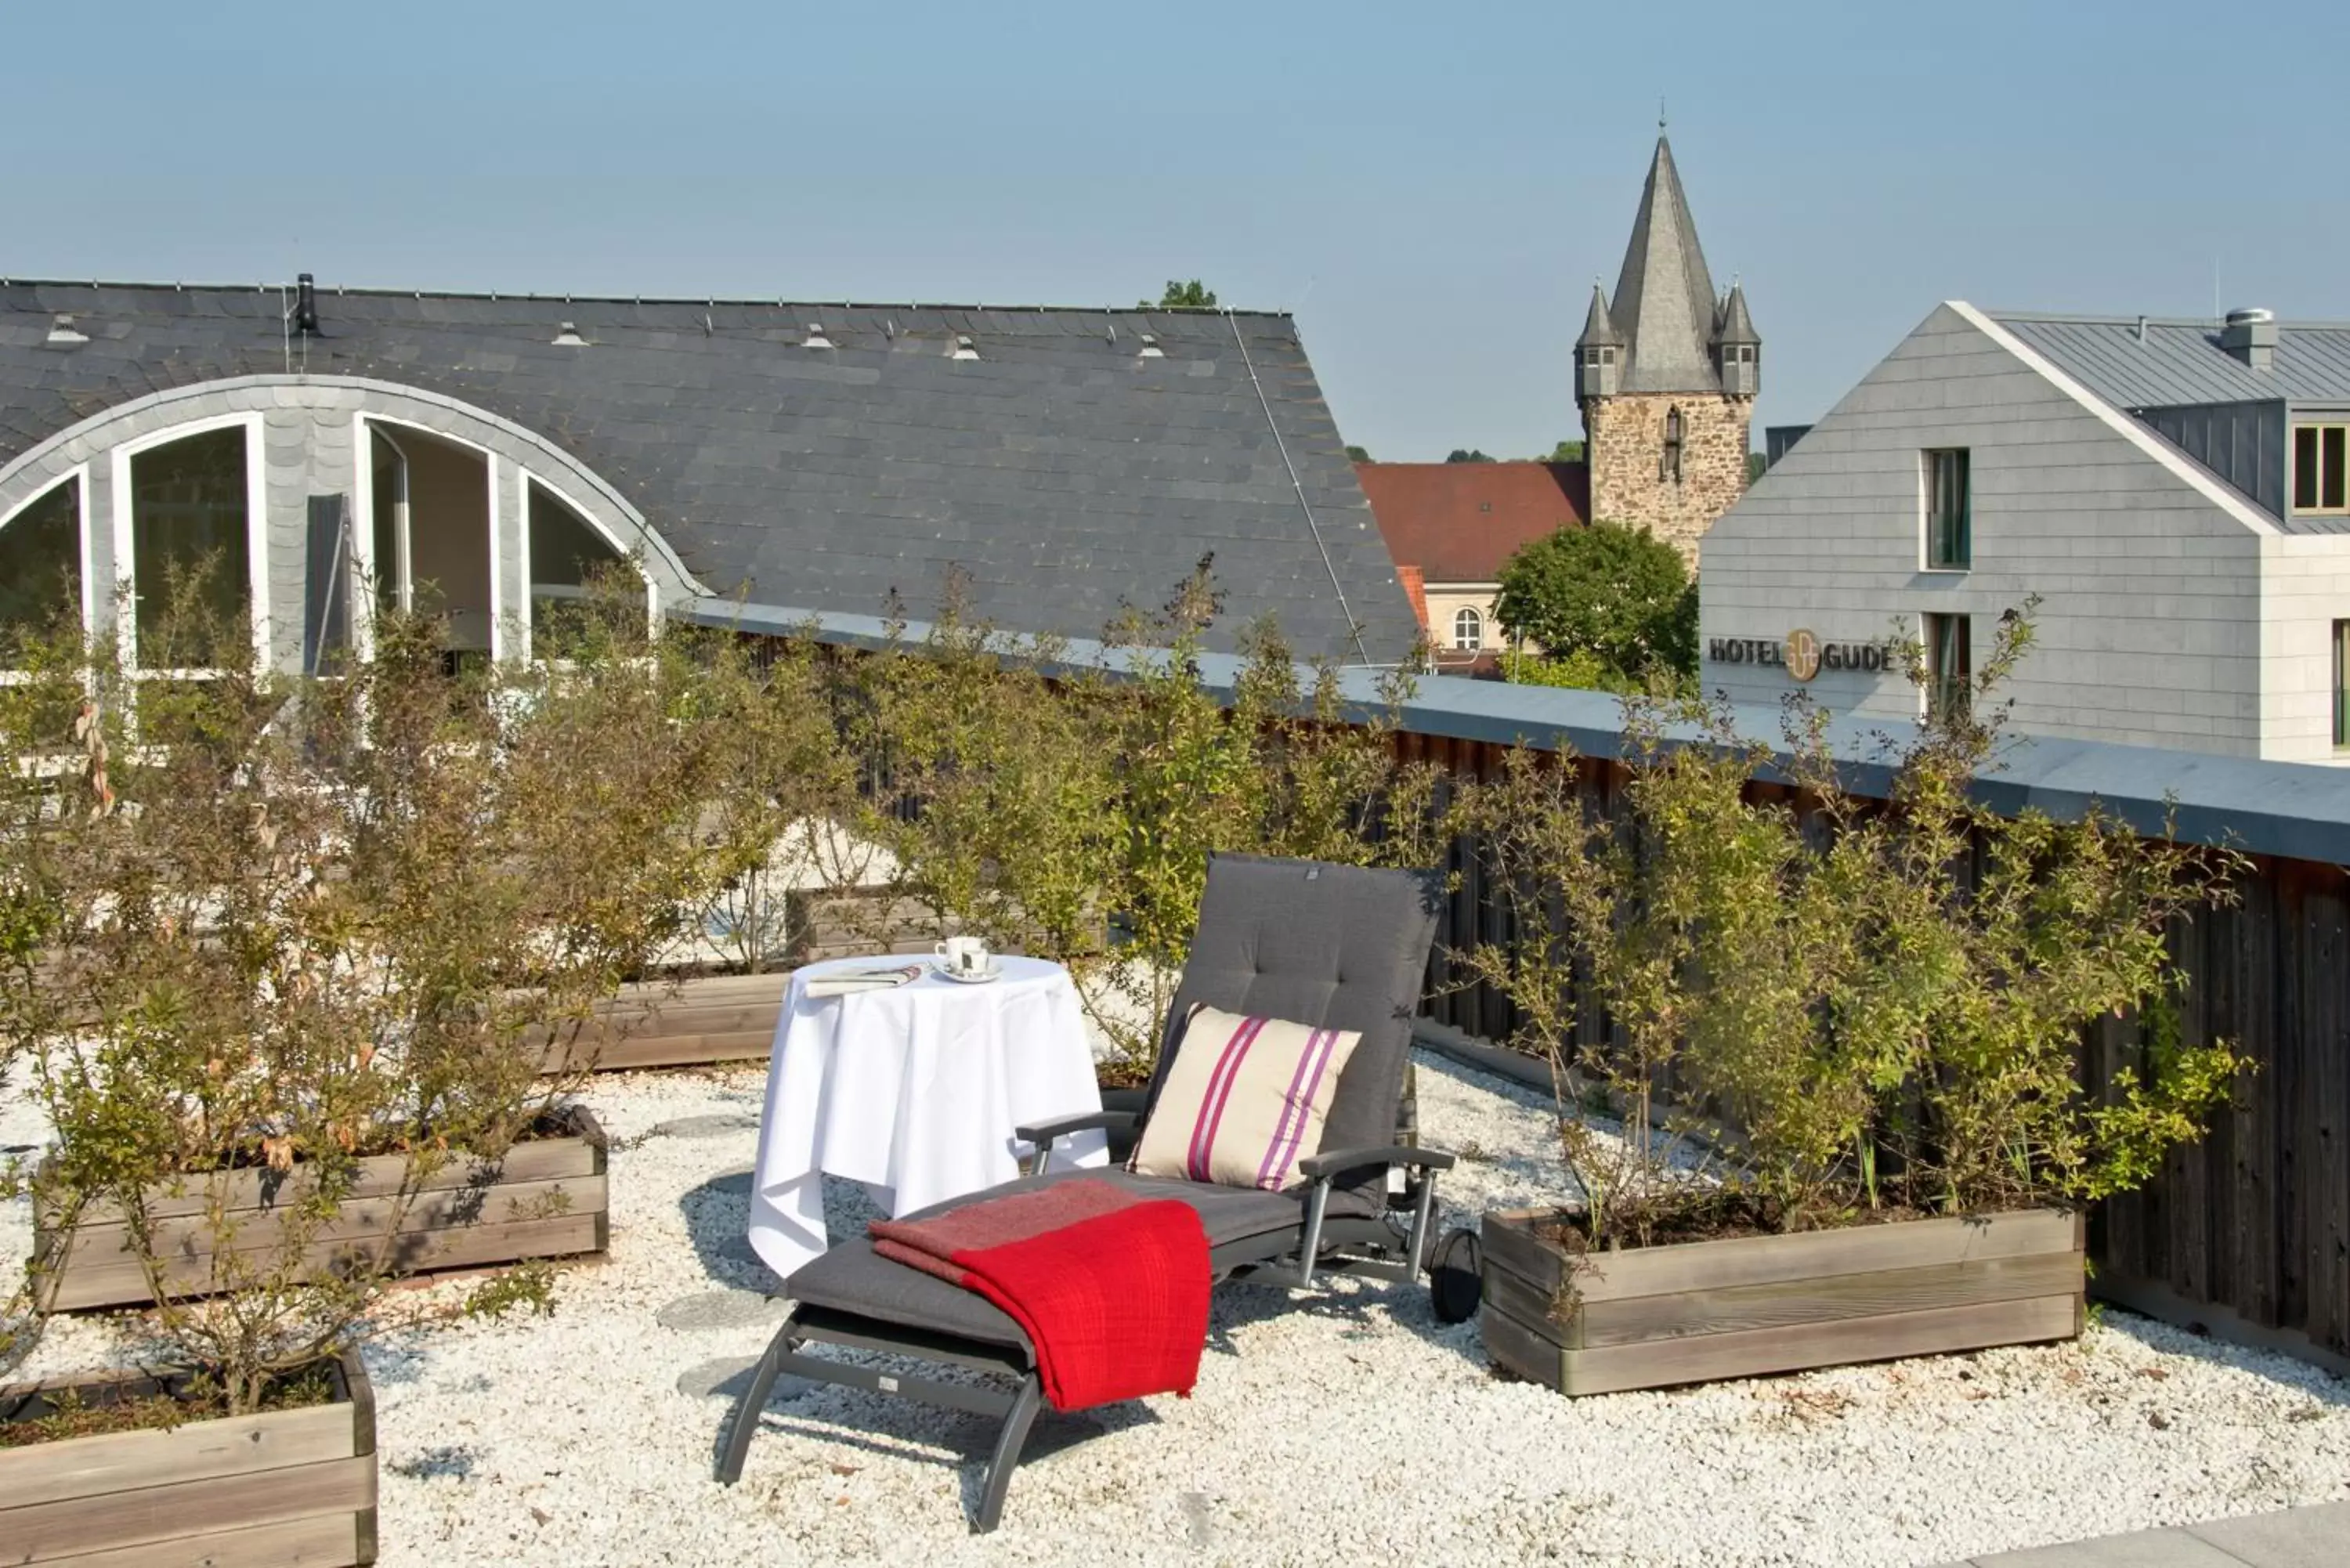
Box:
xmin=551 ymin=321 xmax=588 ymax=347
xmin=2220 ymin=307 xmax=2276 ymax=370
xmin=45 ymin=313 xmax=88 ymax=346
xmin=295 ymin=273 xmax=319 ymax=335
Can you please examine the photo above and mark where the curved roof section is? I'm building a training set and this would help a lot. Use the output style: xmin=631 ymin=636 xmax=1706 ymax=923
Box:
xmin=0 ymin=281 xmax=1415 ymax=663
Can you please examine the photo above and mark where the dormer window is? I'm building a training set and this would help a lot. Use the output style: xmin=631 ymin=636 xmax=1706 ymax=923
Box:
xmin=1661 ymin=406 xmax=1684 ymax=483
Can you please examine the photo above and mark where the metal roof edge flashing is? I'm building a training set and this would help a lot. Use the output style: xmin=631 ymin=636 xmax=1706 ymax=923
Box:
xmin=678 ymin=596 xmax=2350 ymax=865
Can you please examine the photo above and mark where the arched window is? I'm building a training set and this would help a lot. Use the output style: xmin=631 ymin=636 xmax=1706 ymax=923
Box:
xmin=526 ymin=479 xmax=636 ymax=658
xmin=0 ymin=477 xmax=84 ymax=663
xmin=1661 ymin=406 xmax=1685 ymax=484
xmin=1452 ymin=606 xmax=1484 ymax=652
xmin=120 ymin=421 xmax=258 ymax=670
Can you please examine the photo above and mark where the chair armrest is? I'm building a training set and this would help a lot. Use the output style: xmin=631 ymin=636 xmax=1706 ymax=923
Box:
xmin=1014 ymin=1111 xmax=1140 ymax=1146
xmin=1296 ymin=1144 xmax=1456 ymax=1180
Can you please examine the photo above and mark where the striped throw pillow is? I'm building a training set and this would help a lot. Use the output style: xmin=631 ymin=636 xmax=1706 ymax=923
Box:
xmin=1128 ymin=1005 xmax=1362 ymax=1192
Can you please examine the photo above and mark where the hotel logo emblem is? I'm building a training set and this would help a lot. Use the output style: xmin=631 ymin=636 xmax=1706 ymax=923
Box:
xmin=1784 ymin=628 xmax=1820 ymax=682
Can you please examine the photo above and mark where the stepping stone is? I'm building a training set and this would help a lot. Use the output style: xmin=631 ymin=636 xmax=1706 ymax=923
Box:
xmin=649 ymin=1114 xmax=760 ymax=1140
xmin=657 ymin=1288 xmax=790 ymax=1332
xmin=677 ymin=1353 xmax=809 ymax=1403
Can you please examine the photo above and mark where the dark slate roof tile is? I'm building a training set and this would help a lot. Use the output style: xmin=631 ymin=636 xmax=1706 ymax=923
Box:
xmin=0 ymin=282 xmax=1413 ymax=663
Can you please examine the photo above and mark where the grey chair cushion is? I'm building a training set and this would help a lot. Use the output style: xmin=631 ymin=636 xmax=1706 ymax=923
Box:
xmin=1148 ymin=854 xmax=1441 ymax=1204
xmin=784 ymin=1167 xmax=1380 ymax=1352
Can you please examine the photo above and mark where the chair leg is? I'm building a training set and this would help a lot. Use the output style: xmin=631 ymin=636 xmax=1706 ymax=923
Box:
xmin=971 ymin=1372 xmax=1044 ymax=1534
xmin=716 ymin=1309 xmax=801 ymax=1485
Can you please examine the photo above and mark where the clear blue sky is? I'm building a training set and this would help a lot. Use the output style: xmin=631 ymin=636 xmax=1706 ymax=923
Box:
xmin=13 ymin=1 xmax=2343 ymax=461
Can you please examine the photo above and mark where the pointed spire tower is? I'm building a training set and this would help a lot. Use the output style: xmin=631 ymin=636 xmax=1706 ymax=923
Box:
xmin=1576 ymin=134 xmax=1757 ymax=565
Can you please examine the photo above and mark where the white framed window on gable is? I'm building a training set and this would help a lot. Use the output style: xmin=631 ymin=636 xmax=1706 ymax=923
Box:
xmin=519 ymin=475 xmax=649 ymax=660
xmin=108 ymin=414 xmax=268 ymax=676
xmin=1452 ymin=606 xmax=1484 ymax=652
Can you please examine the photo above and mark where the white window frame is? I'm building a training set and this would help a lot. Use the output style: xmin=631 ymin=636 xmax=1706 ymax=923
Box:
xmin=0 ymin=466 xmax=98 ymax=652
xmin=1452 ymin=605 xmax=1484 ymax=652
xmin=0 ymin=470 xmax=97 ymax=739
xmin=349 ymin=413 xmax=505 ymax=663
xmin=2293 ymin=423 xmax=2349 ymax=517
xmin=108 ymin=411 xmax=269 ymax=677
xmin=518 ymin=472 xmax=656 ymax=663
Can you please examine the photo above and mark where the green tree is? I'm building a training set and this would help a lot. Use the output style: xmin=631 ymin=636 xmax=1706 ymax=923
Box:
xmin=1747 ymin=450 xmax=1767 ymax=485
xmin=1543 ymin=439 xmax=1585 ymax=463
xmin=1144 ymin=279 xmax=1219 ymax=309
xmin=1445 ymin=448 xmax=1496 ymax=464
xmin=1493 ymin=521 xmax=1697 ymax=684
xmin=1344 ymin=445 xmax=1372 ymax=463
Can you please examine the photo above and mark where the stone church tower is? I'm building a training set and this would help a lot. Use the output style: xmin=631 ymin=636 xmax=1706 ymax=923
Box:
xmin=1575 ymin=136 xmax=1758 ymax=563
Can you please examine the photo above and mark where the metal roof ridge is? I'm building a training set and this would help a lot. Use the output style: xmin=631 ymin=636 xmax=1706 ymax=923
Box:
xmin=0 ymin=278 xmax=1296 ymax=319
xmin=1988 ymin=307 xmax=2350 ymax=331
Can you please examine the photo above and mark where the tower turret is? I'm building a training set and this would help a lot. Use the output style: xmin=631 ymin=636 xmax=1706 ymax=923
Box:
xmin=1574 ymin=134 xmax=1755 ymax=565
xmin=1714 ymin=280 xmax=1759 ymax=397
xmin=1575 ymin=282 xmax=1622 ymax=402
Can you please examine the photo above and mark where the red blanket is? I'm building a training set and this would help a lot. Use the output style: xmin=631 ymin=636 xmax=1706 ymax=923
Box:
xmin=869 ymin=1178 xmax=1210 ymax=1412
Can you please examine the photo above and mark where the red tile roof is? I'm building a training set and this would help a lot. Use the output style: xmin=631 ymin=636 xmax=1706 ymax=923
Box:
xmin=1354 ymin=461 xmax=1588 ymax=584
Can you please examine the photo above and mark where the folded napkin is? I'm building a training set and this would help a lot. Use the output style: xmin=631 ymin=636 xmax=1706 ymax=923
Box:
xmin=802 ymin=963 xmax=924 ymax=998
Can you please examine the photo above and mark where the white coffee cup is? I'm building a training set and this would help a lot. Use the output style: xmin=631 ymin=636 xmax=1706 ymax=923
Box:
xmin=935 ymin=935 xmax=990 ymax=974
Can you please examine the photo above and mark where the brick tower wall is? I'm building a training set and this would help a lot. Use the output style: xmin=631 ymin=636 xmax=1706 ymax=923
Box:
xmin=1583 ymin=392 xmax=1753 ymax=564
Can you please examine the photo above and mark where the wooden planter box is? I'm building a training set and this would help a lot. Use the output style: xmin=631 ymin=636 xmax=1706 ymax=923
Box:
xmin=0 ymin=1348 xmax=376 ymax=1566
xmin=1480 ymin=1207 xmax=2084 ymax=1396
xmin=542 ymin=971 xmax=790 ymax=1072
xmin=35 ymin=1108 xmax=609 ymax=1313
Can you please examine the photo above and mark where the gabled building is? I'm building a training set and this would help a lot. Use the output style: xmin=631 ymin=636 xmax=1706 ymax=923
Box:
xmin=1356 ymin=459 xmax=1588 ymax=670
xmin=1574 ymin=136 xmax=1759 ymax=562
xmin=0 ymin=281 xmax=1419 ymax=676
xmin=1701 ymin=302 xmax=2350 ymax=762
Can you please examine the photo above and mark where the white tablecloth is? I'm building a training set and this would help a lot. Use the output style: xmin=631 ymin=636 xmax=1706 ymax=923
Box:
xmin=745 ymin=955 xmax=1108 ymax=1282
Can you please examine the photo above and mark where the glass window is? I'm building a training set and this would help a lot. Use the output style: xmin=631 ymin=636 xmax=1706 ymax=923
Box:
xmin=1925 ymin=611 xmax=1970 ymax=721
xmin=2294 ymin=425 xmax=2349 ymax=515
xmin=1452 ymin=607 xmax=1483 ymax=652
xmin=130 ymin=427 xmax=250 ymax=667
xmin=0 ymin=477 xmax=82 ymax=661
xmin=2336 ymin=621 xmax=2350 ymax=750
xmin=1925 ymin=449 xmax=1970 ymax=569
xmin=528 ymin=481 xmax=627 ymax=656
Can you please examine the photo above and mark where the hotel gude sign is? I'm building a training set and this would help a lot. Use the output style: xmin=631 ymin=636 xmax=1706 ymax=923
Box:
xmin=1706 ymin=630 xmax=1894 ymax=683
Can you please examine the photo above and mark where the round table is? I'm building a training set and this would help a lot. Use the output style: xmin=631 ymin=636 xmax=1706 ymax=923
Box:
xmin=744 ymin=954 xmax=1108 ymax=1282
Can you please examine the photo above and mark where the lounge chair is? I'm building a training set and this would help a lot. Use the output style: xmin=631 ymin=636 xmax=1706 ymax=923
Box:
xmin=717 ymin=852 xmax=1453 ymax=1531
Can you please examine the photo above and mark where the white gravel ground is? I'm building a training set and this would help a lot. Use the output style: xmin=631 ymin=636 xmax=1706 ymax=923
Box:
xmin=6 ymin=1054 xmax=2348 ymax=1568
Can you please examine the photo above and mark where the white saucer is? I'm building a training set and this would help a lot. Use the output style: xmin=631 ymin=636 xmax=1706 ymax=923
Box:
xmin=932 ymin=959 xmax=1004 ymax=985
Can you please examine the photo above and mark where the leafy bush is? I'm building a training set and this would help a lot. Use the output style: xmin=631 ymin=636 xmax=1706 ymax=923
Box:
xmin=1461 ymin=606 xmax=2245 ymax=1245
xmin=845 ymin=560 xmax=1449 ymax=1075
xmin=0 ymin=586 xmax=725 ymax=1408
xmin=1492 ymin=521 xmax=1697 ymax=687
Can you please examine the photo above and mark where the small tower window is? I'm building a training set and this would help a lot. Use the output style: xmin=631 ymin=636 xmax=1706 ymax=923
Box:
xmin=1452 ymin=606 xmax=1484 ymax=652
xmin=1661 ymin=406 xmax=1685 ymax=483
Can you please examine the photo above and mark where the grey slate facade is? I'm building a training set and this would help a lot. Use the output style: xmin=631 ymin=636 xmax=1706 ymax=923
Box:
xmin=0 ymin=282 xmax=1415 ymax=665
xmin=1700 ymin=301 xmax=2350 ymax=764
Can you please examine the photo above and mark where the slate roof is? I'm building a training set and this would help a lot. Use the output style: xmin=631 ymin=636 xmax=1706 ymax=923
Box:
xmin=1600 ymin=137 xmax=1734 ymax=395
xmin=1355 ymin=461 xmax=1587 ymax=582
xmin=0 ymin=281 xmax=1417 ymax=663
xmin=1991 ymin=312 xmax=2350 ymax=410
